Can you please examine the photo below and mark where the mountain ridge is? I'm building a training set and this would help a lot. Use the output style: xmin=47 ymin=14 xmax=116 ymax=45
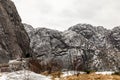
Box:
xmin=24 ymin=23 xmax=120 ymax=71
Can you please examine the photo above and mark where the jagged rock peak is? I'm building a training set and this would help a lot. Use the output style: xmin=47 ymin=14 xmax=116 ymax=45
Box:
xmin=68 ymin=23 xmax=96 ymax=39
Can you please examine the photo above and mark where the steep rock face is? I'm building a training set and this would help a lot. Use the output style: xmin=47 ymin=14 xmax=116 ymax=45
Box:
xmin=0 ymin=0 xmax=31 ymax=63
xmin=109 ymin=27 xmax=120 ymax=50
xmin=25 ymin=24 xmax=65 ymax=58
xmin=24 ymin=23 xmax=120 ymax=71
xmin=68 ymin=24 xmax=120 ymax=71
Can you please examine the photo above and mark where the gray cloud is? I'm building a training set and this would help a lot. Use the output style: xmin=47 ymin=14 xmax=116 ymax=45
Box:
xmin=12 ymin=0 xmax=120 ymax=31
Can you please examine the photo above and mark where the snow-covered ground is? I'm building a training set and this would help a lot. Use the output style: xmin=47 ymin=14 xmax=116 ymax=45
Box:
xmin=62 ymin=71 xmax=115 ymax=77
xmin=95 ymin=71 xmax=115 ymax=75
xmin=0 ymin=70 xmax=51 ymax=80
xmin=62 ymin=71 xmax=86 ymax=77
xmin=0 ymin=70 xmax=115 ymax=80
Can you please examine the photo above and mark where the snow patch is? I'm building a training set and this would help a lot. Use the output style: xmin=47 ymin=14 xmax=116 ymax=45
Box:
xmin=95 ymin=71 xmax=115 ymax=75
xmin=0 ymin=70 xmax=51 ymax=80
xmin=62 ymin=71 xmax=85 ymax=77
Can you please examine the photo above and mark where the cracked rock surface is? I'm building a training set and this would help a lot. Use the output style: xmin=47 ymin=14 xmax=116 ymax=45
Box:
xmin=0 ymin=0 xmax=32 ymax=63
xmin=25 ymin=24 xmax=120 ymax=71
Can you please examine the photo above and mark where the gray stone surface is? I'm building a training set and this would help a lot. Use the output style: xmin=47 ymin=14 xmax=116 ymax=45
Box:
xmin=24 ymin=24 xmax=120 ymax=71
xmin=0 ymin=0 xmax=32 ymax=63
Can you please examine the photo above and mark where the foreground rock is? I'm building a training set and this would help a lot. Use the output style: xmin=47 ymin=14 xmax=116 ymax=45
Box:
xmin=24 ymin=23 xmax=120 ymax=72
xmin=0 ymin=0 xmax=32 ymax=63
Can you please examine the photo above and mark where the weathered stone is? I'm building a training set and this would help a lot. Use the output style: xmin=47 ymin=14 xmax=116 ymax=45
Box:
xmin=0 ymin=0 xmax=32 ymax=63
xmin=24 ymin=23 xmax=120 ymax=71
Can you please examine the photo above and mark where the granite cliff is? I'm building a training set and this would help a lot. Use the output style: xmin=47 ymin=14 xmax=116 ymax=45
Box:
xmin=0 ymin=0 xmax=32 ymax=63
xmin=1 ymin=0 xmax=120 ymax=73
xmin=24 ymin=23 xmax=120 ymax=71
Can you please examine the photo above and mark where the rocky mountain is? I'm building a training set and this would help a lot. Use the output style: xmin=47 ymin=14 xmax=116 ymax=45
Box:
xmin=24 ymin=23 xmax=120 ymax=72
xmin=0 ymin=0 xmax=32 ymax=63
xmin=1 ymin=0 xmax=119 ymax=73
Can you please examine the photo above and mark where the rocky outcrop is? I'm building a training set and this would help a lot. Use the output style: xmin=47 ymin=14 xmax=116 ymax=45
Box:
xmin=24 ymin=23 xmax=120 ymax=71
xmin=0 ymin=0 xmax=32 ymax=63
xmin=109 ymin=27 xmax=120 ymax=50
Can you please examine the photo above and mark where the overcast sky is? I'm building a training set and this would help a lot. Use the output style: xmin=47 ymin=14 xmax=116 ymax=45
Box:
xmin=12 ymin=0 xmax=120 ymax=31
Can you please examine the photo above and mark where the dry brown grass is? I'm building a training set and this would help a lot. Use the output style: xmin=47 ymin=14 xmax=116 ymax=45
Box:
xmin=61 ymin=73 xmax=120 ymax=80
xmin=41 ymin=71 xmax=50 ymax=76
xmin=51 ymin=71 xmax=62 ymax=78
xmin=41 ymin=71 xmax=120 ymax=80
xmin=41 ymin=71 xmax=63 ymax=80
xmin=0 ymin=73 xmax=2 ymax=77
